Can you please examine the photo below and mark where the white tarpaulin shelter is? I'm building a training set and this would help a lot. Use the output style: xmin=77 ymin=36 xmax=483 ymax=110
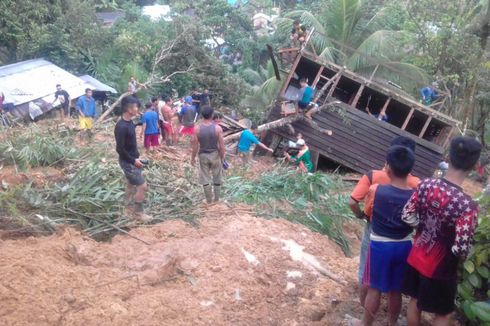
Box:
xmin=79 ymin=75 xmax=117 ymax=94
xmin=0 ymin=59 xmax=116 ymax=119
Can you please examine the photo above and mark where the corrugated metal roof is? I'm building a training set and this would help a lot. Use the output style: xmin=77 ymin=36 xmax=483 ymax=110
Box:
xmin=0 ymin=59 xmax=87 ymax=106
xmin=79 ymin=75 xmax=117 ymax=93
xmin=0 ymin=59 xmax=118 ymax=108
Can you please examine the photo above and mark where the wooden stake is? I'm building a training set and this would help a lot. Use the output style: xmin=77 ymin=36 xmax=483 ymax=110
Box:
xmin=419 ymin=116 xmax=432 ymax=138
xmin=401 ymin=107 xmax=415 ymax=130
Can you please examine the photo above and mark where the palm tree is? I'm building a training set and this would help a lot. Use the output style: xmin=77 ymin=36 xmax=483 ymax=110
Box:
xmin=275 ymin=0 xmax=428 ymax=89
xmin=240 ymin=60 xmax=285 ymax=109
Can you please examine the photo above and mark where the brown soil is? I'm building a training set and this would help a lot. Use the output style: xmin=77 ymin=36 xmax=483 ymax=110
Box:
xmin=462 ymin=178 xmax=483 ymax=197
xmin=0 ymin=124 xmax=471 ymax=325
xmin=0 ymin=204 xmax=364 ymax=326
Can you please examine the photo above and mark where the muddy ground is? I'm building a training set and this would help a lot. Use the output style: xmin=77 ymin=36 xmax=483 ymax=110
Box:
xmin=0 ymin=119 xmax=481 ymax=325
xmin=0 ymin=204 xmax=364 ymax=326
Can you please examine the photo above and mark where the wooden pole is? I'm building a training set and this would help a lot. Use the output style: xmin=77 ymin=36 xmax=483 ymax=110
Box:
xmin=279 ymin=53 xmax=302 ymax=98
xmin=350 ymin=85 xmax=365 ymax=108
xmin=380 ymin=97 xmax=391 ymax=115
xmin=442 ymin=126 xmax=455 ymax=149
xmin=313 ymin=71 xmax=341 ymax=102
xmin=312 ymin=66 xmax=324 ymax=89
xmin=419 ymin=116 xmax=433 ymax=138
xmin=401 ymin=107 xmax=415 ymax=130
xmin=325 ymin=72 xmax=342 ymax=100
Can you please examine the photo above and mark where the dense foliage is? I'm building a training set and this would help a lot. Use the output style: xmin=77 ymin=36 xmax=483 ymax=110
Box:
xmin=1 ymin=0 xmax=489 ymax=135
xmin=458 ymin=195 xmax=490 ymax=325
xmin=225 ymin=167 xmax=355 ymax=255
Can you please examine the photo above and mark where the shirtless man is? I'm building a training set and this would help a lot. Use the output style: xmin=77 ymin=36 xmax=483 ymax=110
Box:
xmin=160 ymin=96 xmax=177 ymax=146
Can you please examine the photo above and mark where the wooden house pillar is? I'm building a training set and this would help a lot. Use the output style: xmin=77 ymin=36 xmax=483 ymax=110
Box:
xmin=419 ymin=116 xmax=433 ymax=138
xmin=326 ymin=71 xmax=342 ymax=99
xmin=312 ymin=66 xmax=324 ymax=88
xmin=380 ymin=97 xmax=391 ymax=115
xmin=279 ymin=53 xmax=302 ymax=98
xmin=351 ymin=85 xmax=365 ymax=108
xmin=401 ymin=107 xmax=415 ymax=130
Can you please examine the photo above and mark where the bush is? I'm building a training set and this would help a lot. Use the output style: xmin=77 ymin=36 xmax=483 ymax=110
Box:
xmin=457 ymin=194 xmax=490 ymax=324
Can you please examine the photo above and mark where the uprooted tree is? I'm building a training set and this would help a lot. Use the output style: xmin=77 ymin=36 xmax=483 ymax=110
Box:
xmin=95 ymin=29 xmax=197 ymax=125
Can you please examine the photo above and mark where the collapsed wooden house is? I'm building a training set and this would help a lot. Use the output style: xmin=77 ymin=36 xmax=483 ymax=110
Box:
xmin=265 ymin=32 xmax=460 ymax=179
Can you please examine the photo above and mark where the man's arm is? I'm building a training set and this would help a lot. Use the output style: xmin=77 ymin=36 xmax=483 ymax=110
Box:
xmin=191 ymin=126 xmax=199 ymax=165
xmin=452 ymin=206 xmax=478 ymax=258
xmin=363 ymin=185 xmax=377 ymax=221
xmin=76 ymin=98 xmax=84 ymax=117
xmin=349 ymin=174 xmax=371 ymax=219
xmin=216 ymin=125 xmax=225 ymax=161
xmin=52 ymin=93 xmax=58 ymax=105
xmin=258 ymin=142 xmax=273 ymax=153
xmin=402 ymin=189 xmax=421 ymax=227
xmin=141 ymin=123 xmax=147 ymax=140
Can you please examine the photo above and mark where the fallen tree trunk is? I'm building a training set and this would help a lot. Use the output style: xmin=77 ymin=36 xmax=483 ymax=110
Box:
xmin=95 ymin=91 xmax=132 ymax=125
xmin=224 ymin=100 xmax=340 ymax=142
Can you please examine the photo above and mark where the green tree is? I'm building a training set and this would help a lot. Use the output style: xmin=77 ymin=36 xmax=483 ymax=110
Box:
xmin=275 ymin=0 xmax=427 ymax=90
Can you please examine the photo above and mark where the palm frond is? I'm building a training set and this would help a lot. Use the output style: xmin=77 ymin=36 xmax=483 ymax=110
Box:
xmin=284 ymin=10 xmax=327 ymax=35
xmin=324 ymin=0 xmax=362 ymax=44
xmin=346 ymin=30 xmax=408 ymax=71
xmin=274 ymin=17 xmax=296 ymax=39
xmin=376 ymin=61 xmax=429 ymax=85
xmin=240 ymin=68 xmax=266 ymax=86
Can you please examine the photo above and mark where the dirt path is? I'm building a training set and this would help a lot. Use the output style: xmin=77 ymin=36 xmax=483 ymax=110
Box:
xmin=0 ymin=203 xmax=365 ymax=326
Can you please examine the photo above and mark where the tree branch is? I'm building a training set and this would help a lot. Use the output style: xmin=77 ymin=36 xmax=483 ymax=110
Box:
xmin=94 ymin=32 xmax=194 ymax=126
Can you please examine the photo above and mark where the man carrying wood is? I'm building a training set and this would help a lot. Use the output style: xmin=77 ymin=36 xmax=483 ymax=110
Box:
xmin=191 ymin=106 xmax=226 ymax=204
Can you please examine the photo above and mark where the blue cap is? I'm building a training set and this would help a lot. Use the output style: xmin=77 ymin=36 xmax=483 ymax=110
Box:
xmin=185 ymin=96 xmax=193 ymax=104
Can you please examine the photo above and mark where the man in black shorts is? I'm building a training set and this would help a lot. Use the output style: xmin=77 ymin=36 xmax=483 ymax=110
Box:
xmin=401 ymin=136 xmax=481 ymax=325
xmin=52 ymin=84 xmax=71 ymax=121
xmin=114 ymin=95 xmax=151 ymax=221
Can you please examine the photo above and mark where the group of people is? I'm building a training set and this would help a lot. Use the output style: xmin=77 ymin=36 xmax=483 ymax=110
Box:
xmin=114 ymin=90 xmax=277 ymax=220
xmin=136 ymin=89 xmax=214 ymax=152
xmin=113 ymin=89 xmax=483 ymax=326
xmin=348 ymin=136 xmax=482 ymax=326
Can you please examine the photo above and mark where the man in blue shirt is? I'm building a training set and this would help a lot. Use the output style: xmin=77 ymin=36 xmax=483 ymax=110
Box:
xmin=179 ymin=96 xmax=197 ymax=137
xmin=76 ymin=88 xmax=96 ymax=137
xmin=297 ymin=78 xmax=315 ymax=117
xmin=420 ymin=83 xmax=438 ymax=105
xmin=140 ymin=102 xmax=160 ymax=151
xmin=237 ymin=122 xmax=273 ymax=166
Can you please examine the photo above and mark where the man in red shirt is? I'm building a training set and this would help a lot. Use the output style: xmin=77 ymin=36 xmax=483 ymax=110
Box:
xmin=402 ymin=136 xmax=481 ymax=326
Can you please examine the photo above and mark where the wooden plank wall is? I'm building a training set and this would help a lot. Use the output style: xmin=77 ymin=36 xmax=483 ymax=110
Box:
xmin=268 ymin=103 xmax=443 ymax=179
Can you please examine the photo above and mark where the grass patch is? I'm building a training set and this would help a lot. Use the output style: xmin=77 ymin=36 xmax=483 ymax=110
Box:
xmin=224 ymin=167 xmax=356 ymax=256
